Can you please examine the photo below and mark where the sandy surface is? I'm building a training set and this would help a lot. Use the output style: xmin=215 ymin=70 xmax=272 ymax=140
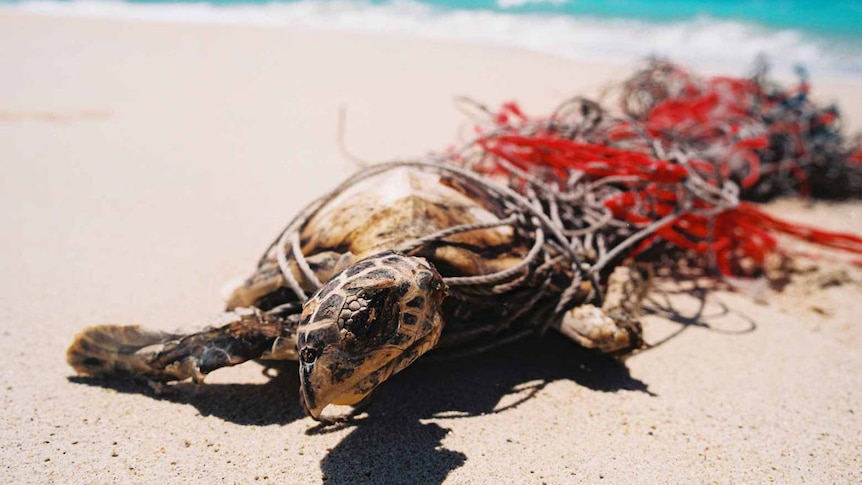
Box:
xmin=2 ymin=12 xmax=861 ymax=484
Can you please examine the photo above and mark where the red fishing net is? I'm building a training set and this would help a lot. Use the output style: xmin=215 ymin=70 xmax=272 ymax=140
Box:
xmin=448 ymin=60 xmax=862 ymax=278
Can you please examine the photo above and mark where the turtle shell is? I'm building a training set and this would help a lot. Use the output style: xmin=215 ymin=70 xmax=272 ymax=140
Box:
xmin=226 ymin=165 xmax=567 ymax=348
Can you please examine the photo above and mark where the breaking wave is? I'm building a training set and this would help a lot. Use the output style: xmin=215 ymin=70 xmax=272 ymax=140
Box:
xmin=5 ymin=0 xmax=861 ymax=76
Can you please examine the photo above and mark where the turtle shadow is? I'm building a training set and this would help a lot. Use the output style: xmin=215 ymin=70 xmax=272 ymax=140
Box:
xmin=65 ymin=278 xmax=762 ymax=483
xmin=70 ymin=332 xmax=650 ymax=484
xmin=311 ymin=280 xmax=763 ymax=484
xmin=311 ymin=333 xmax=650 ymax=484
xmin=68 ymin=364 xmax=307 ymax=426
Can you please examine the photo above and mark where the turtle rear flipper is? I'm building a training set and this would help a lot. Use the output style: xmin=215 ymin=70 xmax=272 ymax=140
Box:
xmin=67 ymin=308 xmax=296 ymax=383
xmin=555 ymin=265 xmax=647 ymax=356
xmin=67 ymin=325 xmax=180 ymax=379
xmin=556 ymin=304 xmax=643 ymax=356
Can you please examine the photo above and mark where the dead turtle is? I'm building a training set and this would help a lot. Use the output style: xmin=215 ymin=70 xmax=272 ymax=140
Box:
xmin=67 ymin=161 xmax=645 ymax=420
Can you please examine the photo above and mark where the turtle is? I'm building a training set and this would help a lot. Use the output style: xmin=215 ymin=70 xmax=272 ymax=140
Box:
xmin=67 ymin=161 xmax=646 ymax=421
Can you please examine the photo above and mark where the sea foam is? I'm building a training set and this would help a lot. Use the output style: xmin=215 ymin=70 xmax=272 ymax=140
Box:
xmin=5 ymin=0 xmax=861 ymax=77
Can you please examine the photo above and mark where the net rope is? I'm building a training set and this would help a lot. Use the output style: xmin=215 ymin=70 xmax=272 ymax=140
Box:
xmin=265 ymin=59 xmax=862 ymax=325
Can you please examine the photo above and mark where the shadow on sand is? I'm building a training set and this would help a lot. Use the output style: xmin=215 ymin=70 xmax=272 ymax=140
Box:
xmin=641 ymin=280 xmax=758 ymax=349
xmin=69 ymin=363 xmax=307 ymax=426
xmin=69 ymin=282 xmax=759 ymax=484
xmin=312 ymin=334 xmax=650 ymax=484
xmin=69 ymin=333 xmax=648 ymax=484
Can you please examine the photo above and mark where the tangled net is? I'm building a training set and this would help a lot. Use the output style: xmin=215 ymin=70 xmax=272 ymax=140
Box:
xmin=616 ymin=58 xmax=862 ymax=201
xmin=263 ymin=59 xmax=862 ymax=353
xmin=275 ymin=58 xmax=861 ymax=325
xmin=438 ymin=59 xmax=862 ymax=279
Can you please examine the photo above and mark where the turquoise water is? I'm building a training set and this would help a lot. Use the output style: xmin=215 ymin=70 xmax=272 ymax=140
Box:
xmin=4 ymin=0 xmax=862 ymax=75
xmin=109 ymin=0 xmax=862 ymax=39
xmin=423 ymin=0 xmax=862 ymax=39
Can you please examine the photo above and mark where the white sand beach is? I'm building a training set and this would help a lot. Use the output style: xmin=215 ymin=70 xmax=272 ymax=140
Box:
xmin=1 ymin=11 xmax=861 ymax=484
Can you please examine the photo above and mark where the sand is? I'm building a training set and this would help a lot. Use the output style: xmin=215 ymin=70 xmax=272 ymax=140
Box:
xmin=1 ymin=12 xmax=861 ymax=484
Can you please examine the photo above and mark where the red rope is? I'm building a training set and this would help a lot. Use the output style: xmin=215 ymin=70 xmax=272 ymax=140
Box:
xmin=465 ymin=88 xmax=862 ymax=277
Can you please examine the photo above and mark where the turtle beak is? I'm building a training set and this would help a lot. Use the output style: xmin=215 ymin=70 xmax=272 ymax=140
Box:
xmin=298 ymin=345 xmax=401 ymax=421
xmin=299 ymin=362 xmax=323 ymax=420
xmin=298 ymin=329 xmax=445 ymax=421
xmin=295 ymin=253 xmax=448 ymax=421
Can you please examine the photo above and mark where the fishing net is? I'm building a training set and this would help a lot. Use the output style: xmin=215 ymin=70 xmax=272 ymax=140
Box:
xmin=616 ymin=58 xmax=862 ymax=200
xmin=274 ymin=59 xmax=862 ymax=324
xmin=436 ymin=59 xmax=862 ymax=281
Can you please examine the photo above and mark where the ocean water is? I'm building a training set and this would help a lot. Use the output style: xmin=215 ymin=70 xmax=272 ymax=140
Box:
xmin=4 ymin=0 xmax=862 ymax=76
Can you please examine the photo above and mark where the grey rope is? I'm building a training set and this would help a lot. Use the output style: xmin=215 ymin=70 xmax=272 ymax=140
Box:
xmin=277 ymin=230 xmax=309 ymax=302
xmin=444 ymin=226 xmax=544 ymax=287
xmin=292 ymin=232 xmax=322 ymax=290
xmin=272 ymin=196 xmax=328 ymax=302
xmin=589 ymin=211 xmax=682 ymax=275
xmin=267 ymin=159 xmax=601 ymax=309
xmin=267 ymin=103 xmax=743 ymax=316
xmin=396 ymin=214 xmax=518 ymax=254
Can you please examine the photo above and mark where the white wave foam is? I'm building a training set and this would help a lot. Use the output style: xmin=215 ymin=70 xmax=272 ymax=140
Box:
xmin=6 ymin=0 xmax=861 ymax=76
xmin=497 ymin=0 xmax=568 ymax=9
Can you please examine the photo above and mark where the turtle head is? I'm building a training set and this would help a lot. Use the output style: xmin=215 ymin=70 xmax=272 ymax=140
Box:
xmin=297 ymin=251 xmax=447 ymax=420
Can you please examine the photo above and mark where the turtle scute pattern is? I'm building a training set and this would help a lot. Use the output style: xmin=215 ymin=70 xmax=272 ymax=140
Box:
xmin=296 ymin=251 xmax=449 ymax=416
xmin=64 ymin=163 xmax=645 ymax=421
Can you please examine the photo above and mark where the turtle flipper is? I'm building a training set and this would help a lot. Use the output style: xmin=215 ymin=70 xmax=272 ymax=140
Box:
xmin=556 ymin=304 xmax=643 ymax=356
xmin=555 ymin=265 xmax=647 ymax=356
xmin=67 ymin=308 xmax=296 ymax=383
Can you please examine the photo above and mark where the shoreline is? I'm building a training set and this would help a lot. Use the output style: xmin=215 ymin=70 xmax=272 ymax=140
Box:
xmin=1 ymin=10 xmax=859 ymax=133
xmin=1 ymin=11 xmax=861 ymax=484
xmin=4 ymin=0 xmax=862 ymax=78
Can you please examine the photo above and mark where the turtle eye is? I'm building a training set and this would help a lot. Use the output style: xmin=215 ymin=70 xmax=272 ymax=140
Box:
xmin=341 ymin=288 xmax=401 ymax=352
xmin=300 ymin=347 xmax=318 ymax=364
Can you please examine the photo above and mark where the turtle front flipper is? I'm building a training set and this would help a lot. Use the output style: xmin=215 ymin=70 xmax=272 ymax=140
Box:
xmin=555 ymin=265 xmax=647 ymax=356
xmin=67 ymin=308 xmax=297 ymax=383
